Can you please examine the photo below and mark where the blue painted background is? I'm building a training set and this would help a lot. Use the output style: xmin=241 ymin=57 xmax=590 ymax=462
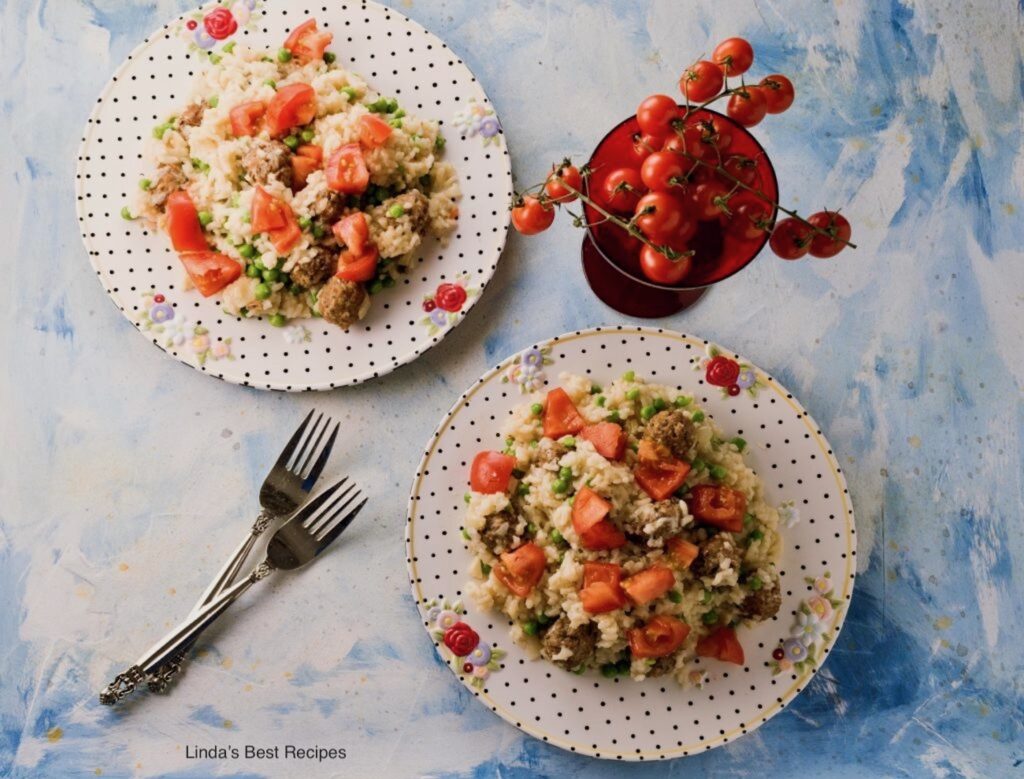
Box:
xmin=1 ymin=0 xmax=1022 ymax=777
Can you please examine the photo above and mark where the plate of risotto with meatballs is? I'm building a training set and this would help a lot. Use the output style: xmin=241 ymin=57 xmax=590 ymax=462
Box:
xmin=76 ymin=2 xmax=512 ymax=390
xmin=407 ymin=327 xmax=856 ymax=759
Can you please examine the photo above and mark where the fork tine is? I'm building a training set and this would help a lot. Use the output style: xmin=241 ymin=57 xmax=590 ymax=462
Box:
xmin=292 ymin=476 xmax=348 ymax=523
xmin=305 ymin=483 xmax=357 ymax=534
xmin=288 ymin=412 xmax=325 ymax=473
xmin=301 ymin=422 xmax=339 ymax=490
xmin=315 ymin=496 xmax=367 ymax=552
xmin=274 ymin=409 xmax=315 ymax=468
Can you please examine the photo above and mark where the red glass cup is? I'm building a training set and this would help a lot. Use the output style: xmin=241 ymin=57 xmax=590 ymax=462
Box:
xmin=581 ymin=107 xmax=779 ymax=318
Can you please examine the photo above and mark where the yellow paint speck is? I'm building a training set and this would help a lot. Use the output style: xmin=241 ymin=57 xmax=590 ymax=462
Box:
xmin=939 ymin=638 xmax=950 ymax=648
xmin=870 ymin=105 xmax=882 ymax=116
xmin=222 ymin=720 xmax=233 ymax=729
xmin=75 ymin=585 xmax=91 ymax=599
xmin=886 ymin=569 xmax=898 ymax=581
xmin=168 ymin=587 xmax=177 ymax=595
xmin=244 ymin=684 xmax=253 ymax=692
xmin=908 ymin=435 xmax=922 ymax=448
xmin=283 ymin=671 xmax=293 ymax=679
xmin=979 ymin=704 xmax=990 ymax=716
xmin=94 ymin=770 xmax=102 ymax=776
xmin=118 ymin=563 xmax=129 ymax=572
xmin=221 ymin=657 xmax=233 ymax=670
xmin=934 ymin=616 xmax=953 ymax=630
xmin=1003 ymin=203 xmax=1016 ymax=216
xmin=888 ymin=540 xmax=899 ymax=550
xmin=46 ymin=727 xmax=63 ymax=742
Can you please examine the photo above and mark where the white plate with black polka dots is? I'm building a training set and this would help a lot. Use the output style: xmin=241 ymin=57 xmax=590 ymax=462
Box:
xmin=406 ymin=326 xmax=856 ymax=761
xmin=75 ymin=0 xmax=511 ymax=391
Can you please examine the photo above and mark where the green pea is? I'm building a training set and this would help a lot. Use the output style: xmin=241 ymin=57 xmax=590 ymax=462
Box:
xmin=480 ymin=561 xmax=491 ymax=577
xmin=283 ymin=135 xmax=299 ymax=150
xmin=222 ymin=42 xmax=236 ymax=54
xmin=615 ymin=658 xmax=631 ymax=674
xmin=388 ymin=117 xmax=403 ymax=128
xmin=626 ymin=388 xmax=640 ymax=401
xmin=209 ymin=53 xmax=222 ymax=64
xmin=239 ymin=307 xmax=249 ymax=318
xmin=366 ymin=97 xmax=389 ymax=113
xmin=288 ymin=282 xmax=303 ymax=295
xmin=552 ymin=478 xmax=569 ymax=495
xmin=530 ymin=402 xmax=543 ymax=416
xmin=191 ymin=158 xmax=210 ymax=173
xmin=526 ymin=522 xmax=538 ymax=535
xmin=238 ymin=243 xmax=257 ymax=259
xmin=674 ymin=395 xmax=692 ymax=407
xmin=434 ymin=134 xmax=446 ymax=151
xmin=139 ymin=178 xmax=152 ymax=191
xmin=393 ymin=108 xmax=406 ymax=119
xmin=152 ymin=123 xmax=170 ymax=139
xmin=537 ymin=613 xmax=553 ymax=627
xmin=461 ymin=528 xmax=470 ymax=540
xmin=744 ymin=513 xmax=756 ymax=527
xmin=701 ymin=590 xmax=712 ymax=604
xmin=572 ymin=665 xmax=586 ymax=675
xmin=640 ymin=405 xmax=657 ymax=421
xmin=264 ymin=79 xmax=277 ymax=89
xmin=691 ymin=411 xmax=706 ymax=423
xmin=245 ymin=264 xmax=261 ymax=278
xmin=277 ymin=48 xmax=292 ymax=63
xmin=607 ymin=410 xmax=621 ymax=423
xmin=311 ymin=222 xmax=326 ymax=239
xmin=262 ymin=268 xmax=281 ymax=283
xmin=207 ymin=95 xmax=219 ymax=108
xmin=691 ymin=457 xmax=706 ymax=472
xmin=653 ymin=397 xmax=667 ymax=411
xmin=523 ymin=620 xmax=539 ymax=637
xmin=558 ymin=466 xmax=573 ymax=481
xmin=517 ymin=483 xmax=530 ymax=497
xmin=549 ymin=529 xmax=564 ymax=545
xmin=387 ymin=204 xmax=405 ymax=218
xmin=253 ymin=256 xmax=266 ymax=270
xmin=269 ymin=313 xmax=286 ymax=327
xmin=559 ymin=436 xmax=576 ymax=449
xmin=254 ymin=283 xmax=271 ymax=300
xmin=702 ymin=610 xmax=719 ymax=625
xmin=590 ymin=384 xmax=602 ymax=394
xmin=668 ymin=589 xmax=683 ymax=604
xmin=241 ymin=212 xmax=251 ymax=223
xmin=600 ymin=663 xmax=618 ymax=679
xmin=748 ymin=576 xmax=763 ymax=591
xmin=731 ymin=436 xmax=747 ymax=452
xmin=464 ymin=493 xmax=472 ymax=504
xmin=301 ymin=128 xmax=315 ymax=143
xmin=341 ymin=86 xmax=358 ymax=99
xmin=298 ymin=215 xmax=313 ymax=231
xmin=595 ymin=395 xmax=606 ymax=407
xmin=368 ymin=280 xmax=384 ymax=295
xmin=386 ymin=98 xmax=399 ymax=113
xmin=323 ymin=51 xmax=337 ymax=64
xmin=120 ymin=206 xmax=134 ymax=221
xmin=197 ymin=210 xmax=213 ymax=227
xmin=623 ymin=370 xmax=635 ymax=382
xmin=710 ymin=464 xmax=728 ymax=482
xmin=748 ymin=529 xmax=764 ymax=542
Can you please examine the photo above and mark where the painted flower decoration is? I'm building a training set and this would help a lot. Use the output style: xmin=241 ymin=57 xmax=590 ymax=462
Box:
xmin=452 ymin=100 xmax=503 ymax=146
xmin=425 ymin=605 xmax=442 ymax=624
xmin=421 ymin=275 xmax=478 ymax=336
xmin=191 ymin=333 xmax=211 ymax=354
xmin=503 ymin=346 xmax=553 ymax=393
xmin=705 ymin=355 xmax=740 ymax=387
xmin=177 ymin=1 xmax=259 ymax=53
xmin=149 ymin=302 xmax=175 ymax=324
xmin=777 ymin=500 xmax=800 ymax=529
xmin=521 ymin=348 xmax=544 ymax=368
xmin=426 ymin=599 xmax=506 ymax=688
xmin=813 ymin=576 xmax=833 ymax=595
xmin=443 ymin=622 xmax=480 ymax=657
xmin=164 ymin=315 xmax=192 ymax=347
xmin=782 ymin=637 xmax=807 ymax=663
xmin=230 ymin=0 xmax=253 ymax=26
xmin=467 ymin=642 xmax=492 ymax=667
xmin=210 ymin=341 xmax=231 ymax=359
xmin=695 ymin=343 xmax=764 ymax=398
xmin=435 ymin=283 xmax=468 ymax=312
xmin=283 ymin=324 xmax=311 ymax=345
xmin=769 ymin=571 xmax=844 ymax=676
xmin=203 ymin=7 xmax=238 ymax=40
xmin=806 ymin=594 xmax=834 ymax=622
xmin=435 ymin=609 xmax=460 ymax=631
xmin=792 ymin=611 xmax=826 ymax=645
xmin=193 ymin=28 xmax=216 ymax=49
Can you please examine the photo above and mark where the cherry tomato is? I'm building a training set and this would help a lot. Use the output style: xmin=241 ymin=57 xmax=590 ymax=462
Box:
xmin=636 ymin=94 xmax=680 ymax=139
xmin=689 ymin=181 xmax=730 ymax=221
xmin=324 ymin=143 xmax=370 ymax=194
xmin=283 ymin=18 xmax=334 ymax=64
xmin=469 ymin=451 xmax=516 ymax=494
xmin=760 ymin=74 xmax=795 ymax=114
xmin=633 ymin=191 xmax=688 ymax=241
xmin=695 ymin=116 xmax=733 ymax=154
xmin=663 ymin=123 xmax=708 ymax=161
xmin=600 ymin=168 xmax=646 ymax=213
xmin=807 ymin=211 xmax=852 ymax=258
xmin=769 ymin=217 xmax=813 ymax=260
xmin=720 ymin=154 xmax=759 ymax=187
xmin=712 ymin=37 xmax=754 ymax=77
xmin=726 ymin=194 xmax=774 ymax=241
xmin=640 ymin=151 xmax=688 ymax=192
xmin=679 ymin=60 xmax=724 ymax=103
xmin=265 ymin=83 xmax=317 ymax=137
xmin=177 ymin=251 xmax=241 ymax=297
xmin=726 ymin=86 xmax=767 ymax=128
xmin=639 ymin=244 xmax=693 ymax=285
xmin=511 ymin=195 xmax=555 ymax=235
xmin=543 ymin=162 xmax=583 ymax=203
xmin=628 ymin=132 xmax=663 ymax=165
xmin=357 ymin=114 xmax=393 ymax=148
xmin=228 ymin=101 xmax=265 ymax=137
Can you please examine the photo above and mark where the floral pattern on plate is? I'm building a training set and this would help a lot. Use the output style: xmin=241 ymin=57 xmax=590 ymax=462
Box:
xmin=502 ymin=346 xmax=553 ymax=393
xmin=421 ymin=275 xmax=479 ymax=336
xmin=177 ymin=0 xmax=262 ymax=52
xmin=452 ymin=99 xmax=502 ymax=146
xmin=695 ymin=344 xmax=764 ymax=398
xmin=426 ymin=599 xmax=506 ymax=687
xmin=138 ymin=291 xmax=232 ymax=364
xmin=769 ymin=572 xmax=844 ymax=676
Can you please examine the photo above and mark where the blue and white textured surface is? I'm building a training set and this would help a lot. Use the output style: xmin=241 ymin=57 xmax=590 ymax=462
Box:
xmin=1 ymin=1 xmax=1021 ymax=777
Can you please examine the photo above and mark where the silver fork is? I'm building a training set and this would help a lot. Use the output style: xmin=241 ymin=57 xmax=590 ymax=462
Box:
xmin=145 ymin=409 xmax=339 ymax=694
xmin=99 ymin=478 xmax=366 ymax=705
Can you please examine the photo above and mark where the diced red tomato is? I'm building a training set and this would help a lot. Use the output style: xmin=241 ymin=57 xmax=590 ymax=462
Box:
xmin=165 ymin=191 xmax=209 ymax=252
xmin=628 ymin=615 xmax=691 ymax=659
xmin=689 ymin=485 xmax=747 ymax=532
xmin=542 ymin=388 xmax=586 ymax=440
xmin=335 ymin=245 xmax=379 ymax=282
xmin=324 ymin=143 xmax=370 ymax=194
xmin=582 ymin=561 xmax=623 ymax=588
xmin=358 ymin=113 xmax=393 ymax=148
xmin=177 ymin=251 xmax=241 ymax=297
xmin=571 ymin=486 xmax=626 ymax=550
xmin=265 ymin=83 xmax=317 ymax=137
xmin=332 ymin=212 xmax=370 ymax=253
xmin=469 ymin=451 xmax=516 ymax=494
xmin=283 ymin=18 xmax=334 ymax=64
xmin=579 ymin=422 xmax=627 ymax=461
xmin=666 ymin=537 xmax=699 ymax=568
xmin=295 ymin=144 xmax=323 ymax=164
xmin=621 ymin=565 xmax=676 ymax=605
xmin=251 ymin=187 xmax=288 ymax=232
xmin=637 ymin=438 xmax=666 ymax=463
xmin=268 ymin=213 xmax=302 ymax=254
xmin=229 ymin=101 xmax=266 ymax=137
xmin=579 ymin=562 xmax=627 ymax=614
xmin=634 ymin=459 xmax=692 ymax=501
xmin=291 ymin=154 xmax=319 ymax=190
xmin=492 ymin=542 xmax=546 ymax=598
xmin=695 ymin=626 xmax=745 ymax=665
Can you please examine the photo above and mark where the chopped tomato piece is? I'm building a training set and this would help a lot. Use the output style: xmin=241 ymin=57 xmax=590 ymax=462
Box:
xmin=251 ymin=186 xmax=288 ymax=232
xmin=689 ymin=485 xmax=747 ymax=532
xmin=493 ymin=542 xmax=546 ymax=598
xmin=637 ymin=438 xmax=666 ymax=463
xmin=358 ymin=113 xmax=393 ymax=148
xmin=165 ymin=191 xmax=209 ymax=252
xmin=324 ymin=143 xmax=370 ymax=194
xmin=634 ymin=459 xmax=691 ymax=501
xmin=334 ymin=245 xmax=379 ymax=282
xmin=291 ymin=154 xmax=319 ymax=190
xmin=177 ymin=251 xmax=241 ymax=297
xmin=695 ymin=626 xmax=745 ymax=665
xmin=542 ymin=388 xmax=586 ymax=439
xmin=283 ymin=18 xmax=334 ymax=64
xmin=295 ymin=144 xmax=323 ymax=164
xmin=621 ymin=566 xmax=676 ymax=605
xmin=265 ymin=83 xmax=317 ymax=137
xmin=332 ymin=212 xmax=370 ymax=253
xmin=469 ymin=451 xmax=516 ymax=494
xmin=579 ymin=422 xmax=627 ymax=460
xmin=268 ymin=213 xmax=302 ymax=254
xmin=229 ymin=101 xmax=265 ymax=137
xmin=666 ymin=537 xmax=699 ymax=568
xmin=571 ymin=486 xmax=626 ymax=550
xmin=580 ymin=582 xmax=628 ymax=614
xmin=628 ymin=615 xmax=690 ymax=659
xmin=582 ymin=561 xmax=623 ymax=588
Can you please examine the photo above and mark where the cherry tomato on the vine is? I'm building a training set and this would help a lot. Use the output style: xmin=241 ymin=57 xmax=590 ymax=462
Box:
xmin=543 ymin=162 xmax=583 ymax=203
xmin=600 ymin=168 xmax=646 ymax=213
xmin=696 ymin=116 xmax=733 ymax=154
xmin=689 ymin=181 xmax=731 ymax=221
xmin=636 ymin=94 xmax=680 ymax=139
xmin=759 ymin=74 xmax=795 ymax=114
xmin=640 ymin=244 xmax=693 ymax=285
xmin=725 ymin=193 xmax=774 ymax=241
xmin=769 ymin=217 xmax=813 ymax=260
xmin=633 ymin=191 xmax=688 ymax=242
xmin=712 ymin=37 xmax=754 ymax=77
xmin=663 ymin=123 xmax=709 ymax=161
xmin=806 ymin=211 xmax=852 ymax=258
xmin=678 ymin=60 xmax=724 ymax=103
xmin=511 ymin=195 xmax=555 ymax=235
xmin=628 ymin=132 xmax=663 ymax=165
xmin=726 ymin=86 xmax=767 ymax=128
xmin=720 ymin=155 xmax=759 ymax=187
xmin=640 ymin=151 xmax=688 ymax=192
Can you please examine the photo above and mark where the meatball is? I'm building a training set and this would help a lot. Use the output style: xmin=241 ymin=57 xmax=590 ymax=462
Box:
xmin=290 ymin=246 xmax=337 ymax=289
xmin=178 ymin=102 xmax=206 ymax=128
xmin=240 ymin=139 xmax=293 ymax=187
xmin=477 ymin=509 xmax=519 ymax=555
xmin=620 ymin=500 xmax=685 ymax=545
xmin=367 ymin=190 xmax=430 ymax=256
xmin=691 ymin=533 xmax=742 ymax=581
xmin=643 ymin=410 xmax=696 ymax=461
xmin=739 ymin=578 xmax=782 ymax=621
xmin=540 ymin=616 xmax=598 ymax=671
xmin=148 ymin=165 xmax=186 ymax=211
xmin=309 ymin=189 xmax=346 ymax=226
xmin=645 ymin=651 xmax=681 ymax=678
xmin=534 ymin=439 xmax=568 ymax=468
xmin=317 ymin=277 xmax=369 ymax=330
